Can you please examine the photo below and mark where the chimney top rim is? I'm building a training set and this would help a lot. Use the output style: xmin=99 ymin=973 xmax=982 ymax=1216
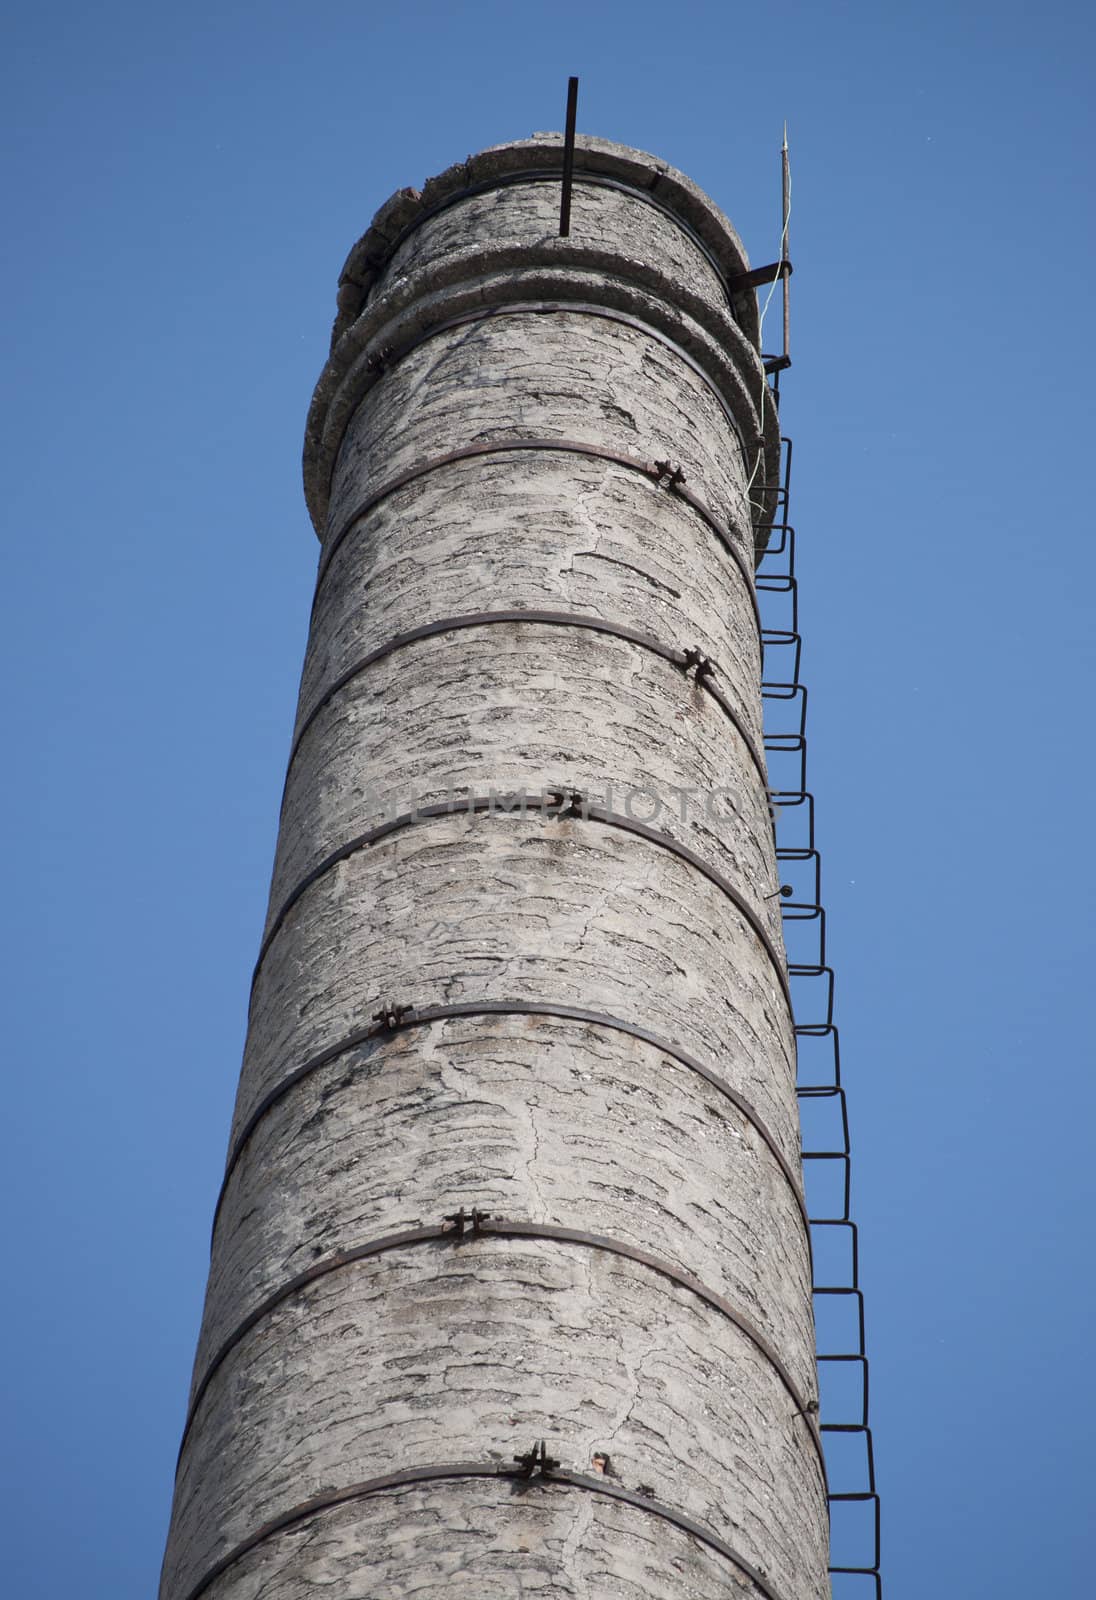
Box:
xmin=336 ymin=134 xmax=754 ymax=313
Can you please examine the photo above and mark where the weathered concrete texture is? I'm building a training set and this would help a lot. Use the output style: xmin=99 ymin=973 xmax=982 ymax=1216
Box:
xmin=309 ymin=138 xmax=779 ymax=542
xmin=201 ymin=1481 xmax=778 ymax=1600
xmin=160 ymin=133 xmax=827 ymax=1600
xmin=201 ymin=1016 xmax=814 ymax=1394
xmin=383 ymin=183 xmax=730 ymax=319
xmin=334 ymin=133 xmax=759 ymax=337
xmin=310 ymin=260 xmax=778 ymax=555
xmin=324 ymin=310 xmax=752 ymax=561
xmin=237 ymin=819 xmax=798 ymax=1167
xmin=168 ymin=1246 xmax=828 ymax=1600
xmin=271 ymin=626 xmax=780 ymax=943
xmin=300 ymin=452 xmax=763 ymax=744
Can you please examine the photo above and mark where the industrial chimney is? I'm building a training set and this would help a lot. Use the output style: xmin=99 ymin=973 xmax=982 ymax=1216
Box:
xmin=160 ymin=130 xmax=829 ymax=1600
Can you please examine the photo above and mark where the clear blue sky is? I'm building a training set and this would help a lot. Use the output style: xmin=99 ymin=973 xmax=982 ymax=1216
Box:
xmin=3 ymin=2 xmax=1093 ymax=1595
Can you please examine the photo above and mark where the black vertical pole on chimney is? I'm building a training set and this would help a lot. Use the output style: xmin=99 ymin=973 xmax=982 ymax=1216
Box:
xmin=560 ymin=77 xmax=579 ymax=236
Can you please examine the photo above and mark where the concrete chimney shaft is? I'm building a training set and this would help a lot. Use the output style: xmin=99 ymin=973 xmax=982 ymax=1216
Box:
xmin=160 ymin=134 xmax=829 ymax=1600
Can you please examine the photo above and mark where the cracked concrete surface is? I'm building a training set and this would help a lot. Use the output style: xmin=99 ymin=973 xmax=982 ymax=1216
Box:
xmin=160 ymin=136 xmax=828 ymax=1600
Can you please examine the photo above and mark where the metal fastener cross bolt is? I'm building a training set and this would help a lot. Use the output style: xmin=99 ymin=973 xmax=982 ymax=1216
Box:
xmin=513 ymin=1439 xmax=560 ymax=1477
xmin=443 ymin=1205 xmax=492 ymax=1239
xmin=681 ymin=647 xmax=714 ymax=681
xmin=372 ymin=1001 xmax=412 ymax=1030
xmin=652 ymin=459 xmax=686 ymax=487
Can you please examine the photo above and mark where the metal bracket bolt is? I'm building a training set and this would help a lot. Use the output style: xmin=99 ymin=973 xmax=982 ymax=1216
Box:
xmin=652 ymin=459 xmax=686 ymax=488
xmin=444 ymin=1205 xmax=492 ymax=1240
xmin=372 ymin=1001 xmax=412 ymax=1030
xmin=513 ymin=1439 xmax=560 ymax=1478
xmin=547 ymin=787 xmax=586 ymax=820
xmin=365 ymin=345 xmax=394 ymax=375
xmin=681 ymin=647 xmax=714 ymax=682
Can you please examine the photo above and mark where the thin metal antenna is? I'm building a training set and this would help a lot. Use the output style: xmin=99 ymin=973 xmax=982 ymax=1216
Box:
xmin=560 ymin=76 xmax=579 ymax=236
xmin=781 ymin=123 xmax=791 ymax=364
xmin=756 ymin=128 xmax=793 ymax=379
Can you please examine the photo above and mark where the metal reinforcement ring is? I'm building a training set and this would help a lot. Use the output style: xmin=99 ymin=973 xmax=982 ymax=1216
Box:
xmin=211 ymin=998 xmax=808 ymax=1244
xmin=249 ymin=792 xmax=791 ymax=1007
xmin=176 ymin=1454 xmax=793 ymax=1600
xmin=315 ymin=429 xmax=762 ymax=617
xmin=319 ymin=297 xmax=759 ymax=502
xmin=281 ymin=607 xmax=767 ymax=803
xmin=177 ymin=1216 xmax=825 ymax=1481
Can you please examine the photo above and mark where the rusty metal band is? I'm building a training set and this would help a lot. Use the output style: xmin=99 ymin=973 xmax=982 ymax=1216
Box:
xmin=177 ymin=1461 xmax=788 ymax=1600
xmin=317 ymin=429 xmax=760 ymax=618
xmin=179 ymin=1218 xmax=825 ymax=1480
xmin=212 ymin=999 xmax=808 ymax=1246
xmin=283 ymin=608 xmax=767 ymax=793
xmin=250 ymin=795 xmax=791 ymax=1009
xmin=367 ymin=167 xmax=750 ymax=316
